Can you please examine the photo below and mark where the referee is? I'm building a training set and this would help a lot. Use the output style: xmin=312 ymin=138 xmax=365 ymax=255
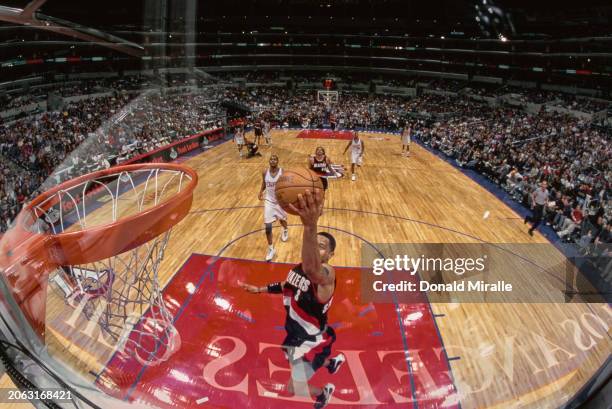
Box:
xmin=525 ymin=180 xmax=550 ymax=236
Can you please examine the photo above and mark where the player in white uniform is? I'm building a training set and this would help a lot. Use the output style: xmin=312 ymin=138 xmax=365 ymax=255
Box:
xmin=234 ymin=126 xmax=245 ymax=158
xmin=259 ymin=154 xmax=289 ymax=261
xmin=401 ymin=123 xmax=411 ymax=157
xmin=263 ymin=119 xmax=272 ymax=145
xmin=343 ymin=131 xmax=365 ymax=181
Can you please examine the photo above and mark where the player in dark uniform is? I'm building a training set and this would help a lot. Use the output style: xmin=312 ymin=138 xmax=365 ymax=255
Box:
xmin=329 ymin=114 xmax=337 ymax=131
xmin=240 ymin=189 xmax=344 ymax=409
xmin=253 ymin=119 xmax=263 ymax=145
xmin=308 ymin=146 xmax=333 ymax=190
xmin=243 ymin=135 xmax=262 ymax=158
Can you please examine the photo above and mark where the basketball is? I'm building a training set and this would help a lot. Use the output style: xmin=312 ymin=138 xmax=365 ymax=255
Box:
xmin=275 ymin=168 xmax=325 ymax=215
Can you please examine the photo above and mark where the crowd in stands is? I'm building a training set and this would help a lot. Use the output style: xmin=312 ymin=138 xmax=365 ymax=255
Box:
xmin=552 ymin=94 xmax=610 ymax=113
xmin=496 ymin=86 xmax=553 ymax=104
xmin=407 ymin=94 xmax=485 ymax=117
xmin=0 ymin=95 xmax=132 ymax=231
xmin=0 ymin=158 xmax=36 ymax=233
xmin=416 ymin=105 xmax=611 ymax=246
xmin=107 ymin=92 xmax=223 ymax=163
xmin=427 ymin=79 xmax=465 ymax=92
xmin=212 ymin=71 xmax=419 ymax=89
xmin=212 ymin=71 xmax=286 ymax=83
xmin=0 ymin=95 xmax=40 ymax=111
xmin=0 ymin=90 xmax=224 ymax=232
xmin=206 ymin=71 xmax=611 ymax=114
xmin=221 ymin=87 xmax=411 ymax=129
xmin=51 ymin=76 xmax=157 ymax=96
xmin=382 ymin=77 xmax=417 ymax=88
xmin=45 ymin=79 xmax=137 ymax=97
xmin=1 ymin=77 xmax=147 ymax=116
xmin=461 ymin=82 xmax=502 ymax=98
xmin=221 ymin=86 xmax=610 ymax=246
xmin=0 ymin=77 xmax=610 ymax=251
xmin=0 ymin=74 xmax=217 ymax=117
xmin=420 ymin=80 xmax=611 ymax=112
xmin=493 ymin=87 xmax=610 ymax=113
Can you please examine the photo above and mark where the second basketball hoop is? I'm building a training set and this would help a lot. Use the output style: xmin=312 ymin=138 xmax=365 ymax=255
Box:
xmin=317 ymin=90 xmax=339 ymax=106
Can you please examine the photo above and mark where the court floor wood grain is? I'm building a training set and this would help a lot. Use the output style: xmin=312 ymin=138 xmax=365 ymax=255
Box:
xmin=41 ymin=129 xmax=610 ymax=409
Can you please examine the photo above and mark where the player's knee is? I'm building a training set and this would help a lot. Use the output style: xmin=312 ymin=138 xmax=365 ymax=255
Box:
xmin=290 ymin=359 xmax=315 ymax=383
xmin=265 ymin=223 xmax=273 ymax=235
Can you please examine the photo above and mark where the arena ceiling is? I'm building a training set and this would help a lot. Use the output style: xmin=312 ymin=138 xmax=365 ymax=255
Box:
xmin=1 ymin=0 xmax=610 ymax=39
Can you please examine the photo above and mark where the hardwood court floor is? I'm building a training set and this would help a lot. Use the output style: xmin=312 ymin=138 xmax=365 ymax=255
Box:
xmin=41 ymin=129 xmax=610 ymax=408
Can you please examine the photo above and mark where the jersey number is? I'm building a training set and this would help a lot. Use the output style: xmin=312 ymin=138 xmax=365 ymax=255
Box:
xmin=322 ymin=299 xmax=332 ymax=314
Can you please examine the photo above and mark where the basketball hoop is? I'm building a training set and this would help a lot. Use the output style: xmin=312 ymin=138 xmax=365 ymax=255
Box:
xmin=0 ymin=163 xmax=198 ymax=366
xmin=317 ymin=90 xmax=339 ymax=106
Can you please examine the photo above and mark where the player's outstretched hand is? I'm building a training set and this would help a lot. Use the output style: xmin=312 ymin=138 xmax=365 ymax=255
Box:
xmin=288 ymin=189 xmax=324 ymax=227
xmin=238 ymin=280 xmax=260 ymax=294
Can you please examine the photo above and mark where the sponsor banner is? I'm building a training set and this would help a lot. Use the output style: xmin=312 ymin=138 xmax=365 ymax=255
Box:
xmin=56 ymin=129 xmax=225 ymax=213
xmin=228 ymin=118 xmax=246 ymax=127
xmin=122 ymin=128 xmax=225 ymax=165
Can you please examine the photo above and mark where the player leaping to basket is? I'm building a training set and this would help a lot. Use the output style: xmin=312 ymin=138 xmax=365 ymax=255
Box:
xmin=239 ymin=189 xmax=345 ymax=409
xmin=343 ymin=130 xmax=364 ymax=181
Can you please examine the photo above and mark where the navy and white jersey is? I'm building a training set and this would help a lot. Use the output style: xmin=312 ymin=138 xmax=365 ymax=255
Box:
xmin=283 ymin=264 xmax=334 ymax=338
xmin=311 ymin=156 xmax=329 ymax=174
xmin=254 ymin=121 xmax=263 ymax=135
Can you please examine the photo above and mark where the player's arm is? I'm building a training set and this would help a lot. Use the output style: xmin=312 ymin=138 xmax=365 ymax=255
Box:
xmin=325 ymin=156 xmax=333 ymax=173
xmin=361 ymin=140 xmax=365 ymax=156
xmin=239 ymin=280 xmax=285 ymax=294
xmin=308 ymin=155 xmax=315 ymax=169
xmin=342 ymin=140 xmax=351 ymax=154
xmin=302 ymin=224 xmax=333 ymax=285
xmin=258 ymin=171 xmax=266 ymax=200
xmin=290 ymin=190 xmax=333 ymax=285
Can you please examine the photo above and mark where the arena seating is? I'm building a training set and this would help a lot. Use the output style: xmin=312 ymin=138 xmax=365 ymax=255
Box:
xmin=0 ymin=81 xmax=610 ymax=248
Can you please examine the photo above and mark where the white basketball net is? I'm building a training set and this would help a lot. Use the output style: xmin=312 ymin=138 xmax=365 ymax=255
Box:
xmin=34 ymin=168 xmax=192 ymax=366
xmin=317 ymin=90 xmax=339 ymax=105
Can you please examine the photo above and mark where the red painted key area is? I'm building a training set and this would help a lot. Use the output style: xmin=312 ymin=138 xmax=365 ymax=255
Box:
xmin=97 ymin=255 xmax=457 ymax=408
